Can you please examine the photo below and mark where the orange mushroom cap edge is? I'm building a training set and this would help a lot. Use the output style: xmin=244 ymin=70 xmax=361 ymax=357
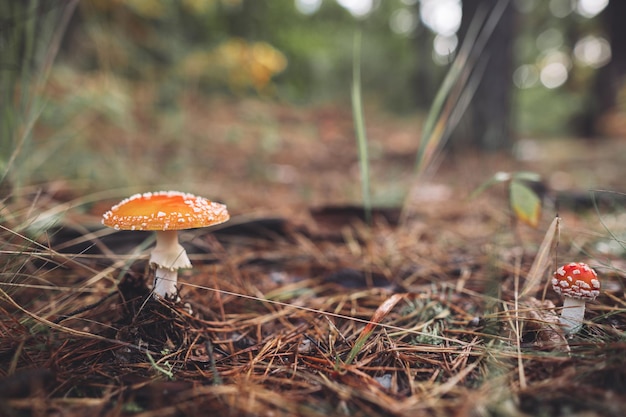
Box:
xmin=102 ymin=191 xmax=230 ymax=231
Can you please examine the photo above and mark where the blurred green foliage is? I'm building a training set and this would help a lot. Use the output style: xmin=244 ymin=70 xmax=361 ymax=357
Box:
xmin=63 ymin=0 xmax=420 ymax=106
xmin=511 ymin=0 xmax=608 ymax=136
xmin=57 ymin=0 xmax=612 ymax=131
xmin=1 ymin=0 xmax=617 ymax=192
xmin=0 ymin=0 xmax=78 ymax=192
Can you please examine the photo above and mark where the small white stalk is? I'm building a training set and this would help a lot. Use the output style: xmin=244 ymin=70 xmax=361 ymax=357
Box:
xmin=150 ymin=230 xmax=191 ymax=299
xmin=559 ymin=297 xmax=586 ymax=335
xmin=153 ymin=268 xmax=180 ymax=299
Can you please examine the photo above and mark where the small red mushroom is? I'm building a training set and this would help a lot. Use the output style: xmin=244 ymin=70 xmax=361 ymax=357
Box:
xmin=552 ymin=262 xmax=600 ymax=334
xmin=102 ymin=191 xmax=229 ymax=299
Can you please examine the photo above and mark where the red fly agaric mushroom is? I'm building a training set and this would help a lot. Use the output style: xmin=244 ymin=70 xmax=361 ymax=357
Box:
xmin=552 ymin=262 xmax=600 ymax=334
xmin=102 ymin=191 xmax=229 ymax=299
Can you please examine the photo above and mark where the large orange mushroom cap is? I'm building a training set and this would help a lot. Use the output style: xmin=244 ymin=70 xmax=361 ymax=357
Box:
xmin=102 ymin=191 xmax=229 ymax=231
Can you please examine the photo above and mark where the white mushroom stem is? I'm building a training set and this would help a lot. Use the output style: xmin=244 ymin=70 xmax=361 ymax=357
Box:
xmin=149 ymin=230 xmax=192 ymax=299
xmin=559 ymin=297 xmax=586 ymax=335
xmin=153 ymin=268 xmax=179 ymax=299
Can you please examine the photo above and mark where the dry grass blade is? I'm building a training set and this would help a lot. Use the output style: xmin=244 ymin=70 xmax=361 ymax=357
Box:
xmin=343 ymin=293 xmax=405 ymax=366
xmin=0 ymin=286 xmax=154 ymax=355
xmin=519 ymin=215 xmax=561 ymax=299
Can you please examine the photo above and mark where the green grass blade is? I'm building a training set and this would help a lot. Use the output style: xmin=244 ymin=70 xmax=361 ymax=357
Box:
xmin=413 ymin=6 xmax=486 ymax=177
xmin=413 ymin=0 xmax=511 ymax=178
xmin=351 ymin=31 xmax=371 ymax=225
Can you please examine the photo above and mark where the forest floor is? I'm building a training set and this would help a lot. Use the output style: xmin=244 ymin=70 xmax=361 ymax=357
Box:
xmin=2 ymin=95 xmax=626 ymax=417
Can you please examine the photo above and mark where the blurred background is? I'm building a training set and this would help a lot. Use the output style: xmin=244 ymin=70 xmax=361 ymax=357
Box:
xmin=1 ymin=0 xmax=624 ymax=215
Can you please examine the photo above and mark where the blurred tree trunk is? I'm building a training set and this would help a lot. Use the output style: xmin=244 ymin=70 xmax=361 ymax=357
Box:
xmin=450 ymin=0 xmax=516 ymax=152
xmin=583 ymin=0 xmax=626 ymax=137
xmin=225 ymin=0 xmax=265 ymax=39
